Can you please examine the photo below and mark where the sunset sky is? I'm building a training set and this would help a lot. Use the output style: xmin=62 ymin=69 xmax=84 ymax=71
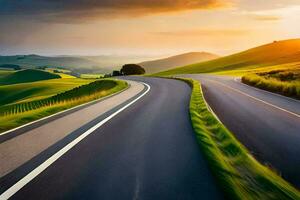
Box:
xmin=0 ymin=0 xmax=300 ymax=57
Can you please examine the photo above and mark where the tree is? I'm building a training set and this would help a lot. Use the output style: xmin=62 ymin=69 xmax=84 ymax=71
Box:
xmin=120 ymin=64 xmax=145 ymax=75
xmin=112 ymin=70 xmax=122 ymax=76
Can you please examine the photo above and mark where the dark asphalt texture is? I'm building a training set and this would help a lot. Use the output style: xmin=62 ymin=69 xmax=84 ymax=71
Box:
xmin=183 ymin=74 xmax=300 ymax=188
xmin=7 ymin=77 xmax=223 ymax=200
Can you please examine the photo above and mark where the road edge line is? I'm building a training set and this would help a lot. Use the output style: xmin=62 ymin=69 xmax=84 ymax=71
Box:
xmin=234 ymin=77 xmax=300 ymax=103
xmin=200 ymin=85 xmax=223 ymax=124
xmin=0 ymin=82 xmax=150 ymax=200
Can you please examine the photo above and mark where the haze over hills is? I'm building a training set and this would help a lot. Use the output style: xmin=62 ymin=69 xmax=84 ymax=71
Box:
xmin=156 ymin=39 xmax=300 ymax=75
xmin=0 ymin=54 xmax=156 ymax=74
xmin=138 ymin=52 xmax=219 ymax=73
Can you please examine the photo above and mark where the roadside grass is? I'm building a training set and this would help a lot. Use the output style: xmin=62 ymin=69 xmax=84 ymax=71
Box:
xmin=213 ymin=62 xmax=300 ymax=77
xmin=0 ymin=79 xmax=128 ymax=133
xmin=177 ymin=77 xmax=300 ymax=199
xmin=242 ymin=68 xmax=300 ymax=99
xmin=0 ymin=78 xmax=93 ymax=106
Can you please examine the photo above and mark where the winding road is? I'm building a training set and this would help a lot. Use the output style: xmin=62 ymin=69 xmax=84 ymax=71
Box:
xmin=1 ymin=74 xmax=299 ymax=199
xmin=182 ymin=74 xmax=300 ymax=188
xmin=0 ymin=77 xmax=223 ymax=200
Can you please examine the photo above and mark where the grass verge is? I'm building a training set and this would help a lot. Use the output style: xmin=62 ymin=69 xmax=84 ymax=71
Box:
xmin=176 ymin=77 xmax=300 ymax=199
xmin=0 ymin=79 xmax=128 ymax=133
xmin=242 ymin=70 xmax=300 ymax=99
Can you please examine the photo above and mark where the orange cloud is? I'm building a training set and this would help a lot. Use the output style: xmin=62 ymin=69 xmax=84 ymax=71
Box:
xmin=252 ymin=15 xmax=281 ymax=21
xmin=0 ymin=0 xmax=230 ymax=23
xmin=152 ymin=29 xmax=250 ymax=37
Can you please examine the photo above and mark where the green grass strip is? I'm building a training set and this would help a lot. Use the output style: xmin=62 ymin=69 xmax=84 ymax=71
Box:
xmin=242 ymin=73 xmax=300 ymax=100
xmin=176 ymin=77 xmax=300 ymax=200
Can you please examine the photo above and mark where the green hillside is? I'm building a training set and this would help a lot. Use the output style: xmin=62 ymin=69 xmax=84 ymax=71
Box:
xmin=0 ymin=79 xmax=127 ymax=133
xmin=0 ymin=70 xmax=13 ymax=78
xmin=0 ymin=54 xmax=99 ymax=69
xmin=139 ymin=52 xmax=219 ymax=73
xmin=0 ymin=54 xmax=149 ymax=74
xmin=0 ymin=78 xmax=93 ymax=106
xmin=0 ymin=69 xmax=61 ymax=85
xmin=156 ymin=39 xmax=300 ymax=76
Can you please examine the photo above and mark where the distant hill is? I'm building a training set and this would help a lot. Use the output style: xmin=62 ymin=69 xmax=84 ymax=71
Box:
xmin=157 ymin=39 xmax=300 ymax=75
xmin=0 ymin=55 xmax=111 ymax=74
xmin=139 ymin=52 xmax=219 ymax=73
xmin=0 ymin=64 xmax=21 ymax=70
xmin=0 ymin=69 xmax=61 ymax=85
xmin=0 ymin=54 xmax=156 ymax=74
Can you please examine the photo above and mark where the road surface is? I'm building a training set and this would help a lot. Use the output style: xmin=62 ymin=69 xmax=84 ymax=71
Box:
xmin=0 ymin=77 xmax=223 ymax=200
xmin=183 ymin=74 xmax=300 ymax=188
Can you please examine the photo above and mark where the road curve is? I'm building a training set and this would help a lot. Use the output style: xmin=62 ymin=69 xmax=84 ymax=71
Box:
xmin=182 ymin=74 xmax=300 ymax=188
xmin=0 ymin=77 xmax=223 ymax=200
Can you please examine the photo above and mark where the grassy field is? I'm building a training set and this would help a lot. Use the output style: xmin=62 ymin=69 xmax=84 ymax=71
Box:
xmin=45 ymin=68 xmax=76 ymax=78
xmin=155 ymin=39 xmax=300 ymax=76
xmin=80 ymin=73 xmax=104 ymax=79
xmin=0 ymin=78 xmax=93 ymax=105
xmin=177 ymin=77 xmax=300 ymax=199
xmin=46 ymin=68 xmax=71 ymax=73
xmin=0 ymin=70 xmax=14 ymax=78
xmin=242 ymin=68 xmax=300 ymax=99
xmin=0 ymin=79 xmax=128 ymax=133
xmin=0 ymin=69 xmax=61 ymax=85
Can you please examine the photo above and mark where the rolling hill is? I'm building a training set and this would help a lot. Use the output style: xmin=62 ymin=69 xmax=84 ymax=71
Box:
xmin=0 ymin=55 xmax=110 ymax=74
xmin=0 ymin=69 xmax=61 ymax=85
xmin=156 ymin=39 xmax=300 ymax=75
xmin=0 ymin=54 xmax=156 ymax=74
xmin=0 ymin=78 xmax=93 ymax=106
xmin=139 ymin=52 xmax=219 ymax=73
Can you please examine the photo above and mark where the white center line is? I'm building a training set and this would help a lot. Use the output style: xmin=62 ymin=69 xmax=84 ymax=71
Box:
xmin=0 ymin=82 xmax=151 ymax=200
xmin=206 ymin=79 xmax=300 ymax=118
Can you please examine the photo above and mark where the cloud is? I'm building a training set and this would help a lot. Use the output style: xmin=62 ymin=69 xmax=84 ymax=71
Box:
xmin=251 ymin=15 xmax=281 ymax=21
xmin=0 ymin=0 xmax=229 ymax=23
xmin=152 ymin=29 xmax=250 ymax=37
xmin=238 ymin=0 xmax=300 ymax=11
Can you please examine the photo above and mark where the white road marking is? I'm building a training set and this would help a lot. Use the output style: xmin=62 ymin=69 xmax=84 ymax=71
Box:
xmin=0 ymin=82 xmax=151 ymax=200
xmin=199 ymin=85 xmax=222 ymax=124
xmin=206 ymin=79 xmax=300 ymax=118
xmin=0 ymin=84 xmax=130 ymax=136
xmin=234 ymin=77 xmax=300 ymax=103
xmin=233 ymin=77 xmax=240 ymax=82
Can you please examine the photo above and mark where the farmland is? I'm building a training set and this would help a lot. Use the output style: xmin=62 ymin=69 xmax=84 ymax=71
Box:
xmin=0 ymin=78 xmax=93 ymax=105
xmin=0 ymin=69 xmax=127 ymax=133
xmin=0 ymin=79 xmax=127 ymax=133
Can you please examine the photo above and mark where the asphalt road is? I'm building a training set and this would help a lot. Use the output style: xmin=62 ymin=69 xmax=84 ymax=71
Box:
xmin=0 ymin=77 xmax=223 ymax=200
xmin=183 ymin=74 xmax=300 ymax=188
xmin=0 ymin=80 xmax=144 ymax=178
